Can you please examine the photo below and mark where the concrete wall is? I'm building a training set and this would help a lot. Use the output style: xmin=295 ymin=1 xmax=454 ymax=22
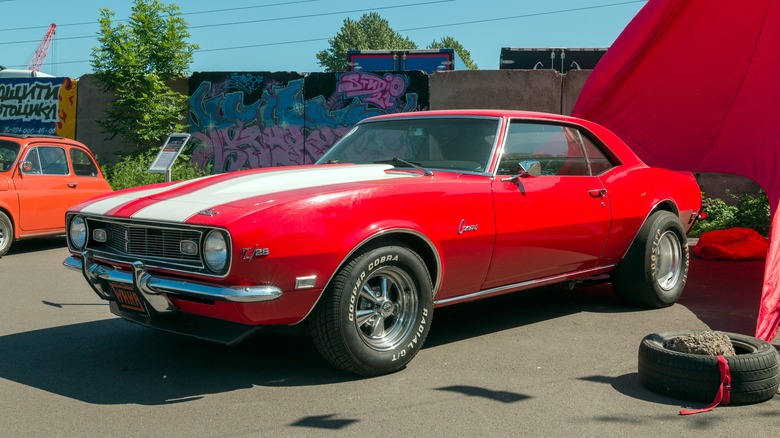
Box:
xmin=429 ymin=69 xmax=563 ymax=113
xmin=75 ymin=75 xmax=188 ymax=165
xmin=429 ymin=69 xmax=590 ymax=115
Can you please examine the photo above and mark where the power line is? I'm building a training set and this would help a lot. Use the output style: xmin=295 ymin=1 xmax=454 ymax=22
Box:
xmin=5 ymin=1 xmax=646 ymax=68
xmin=0 ymin=0 xmax=454 ymax=45
xmin=189 ymin=0 xmax=454 ymax=29
xmin=0 ymin=0 xmax=320 ymax=32
xmin=400 ymin=0 xmax=646 ymax=31
xmin=195 ymin=1 xmax=646 ymax=53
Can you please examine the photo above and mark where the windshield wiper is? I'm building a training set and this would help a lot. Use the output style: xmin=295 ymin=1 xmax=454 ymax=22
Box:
xmin=373 ymin=158 xmax=433 ymax=176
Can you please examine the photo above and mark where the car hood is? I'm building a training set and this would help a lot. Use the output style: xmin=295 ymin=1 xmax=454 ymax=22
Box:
xmin=76 ymin=164 xmax=418 ymax=223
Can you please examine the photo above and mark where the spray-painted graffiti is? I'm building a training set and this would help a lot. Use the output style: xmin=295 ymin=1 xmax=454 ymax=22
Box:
xmin=0 ymin=77 xmax=77 ymax=137
xmin=188 ymin=71 xmax=429 ymax=173
xmin=188 ymin=72 xmax=307 ymax=172
xmin=337 ymin=73 xmax=409 ymax=110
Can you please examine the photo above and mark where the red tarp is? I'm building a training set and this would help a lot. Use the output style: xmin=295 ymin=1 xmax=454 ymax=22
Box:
xmin=694 ymin=228 xmax=769 ymax=261
xmin=572 ymin=0 xmax=780 ymax=341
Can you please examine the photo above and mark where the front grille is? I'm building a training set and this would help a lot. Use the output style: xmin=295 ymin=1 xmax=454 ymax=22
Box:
xmin=84 ymin=218 xmax=206 ymax=270
xmin=105 ymin=222 xmax=201 ymax=262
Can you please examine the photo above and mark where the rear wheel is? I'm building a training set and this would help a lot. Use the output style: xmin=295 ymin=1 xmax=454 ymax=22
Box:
xmin=612 ymin=211 xmax=689 ymax=308
xmin=0 ymin=212 xmax=12 ymax=257
xmin=309 ymin=243 xmax=433 ymax=376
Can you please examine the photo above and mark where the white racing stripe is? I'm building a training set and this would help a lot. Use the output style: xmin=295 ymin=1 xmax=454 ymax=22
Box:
xmin=78 ymin=179 xmax=198 ymax=216
xmin=133 ymin=164 xmax=408 ymax=222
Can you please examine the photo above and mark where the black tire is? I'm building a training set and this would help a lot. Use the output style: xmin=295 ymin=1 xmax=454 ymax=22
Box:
xmin=638 ymin=331 xmax=780 ymax=404
xmin=0 ymin=211 xmax=12 ymax=257
xmin=309 ymin=243 xmax=434 ymax=376
xmin=611 ymin=211 xmax=689 ymax=308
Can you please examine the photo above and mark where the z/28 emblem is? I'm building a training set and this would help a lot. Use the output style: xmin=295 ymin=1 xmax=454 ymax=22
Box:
xmin=242 ymin=245 xmax=270 ymax=261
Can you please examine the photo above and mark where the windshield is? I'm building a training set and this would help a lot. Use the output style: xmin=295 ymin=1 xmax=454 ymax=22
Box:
xmin=317 ymin=117 xmax=500 ymax=173
xmin=0 ymin=140 xmax=21 ymax=172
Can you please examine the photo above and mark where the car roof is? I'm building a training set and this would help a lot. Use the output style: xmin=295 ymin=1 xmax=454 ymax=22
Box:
xmin=0 ymin=133 xmax=66 ymax=140
xmin=363 ymin=109 xmax=591 ymax=125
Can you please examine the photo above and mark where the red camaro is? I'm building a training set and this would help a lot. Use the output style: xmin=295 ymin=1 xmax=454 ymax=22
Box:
xmin=63 ymin=110 xmax=702 ymax=375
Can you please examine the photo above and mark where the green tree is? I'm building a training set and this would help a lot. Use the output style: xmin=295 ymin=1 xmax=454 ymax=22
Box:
xmin=428 ymin=36 xmax=478 ymax=70
xmin=316 ymin=12 xmax=419 ymax=72
xmin=91 ymin=0 xmax=198 ymax=149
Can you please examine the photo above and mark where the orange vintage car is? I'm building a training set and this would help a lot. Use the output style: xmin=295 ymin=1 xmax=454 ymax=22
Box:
xmin=0 ymin=134 xmax=112 ymax=256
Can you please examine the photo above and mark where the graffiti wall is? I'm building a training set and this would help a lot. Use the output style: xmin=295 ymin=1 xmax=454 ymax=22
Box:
xmin=0 ymin=77 xmax=77 ymax=138
xmin=188 ymin=71 xmax=429 ymax=173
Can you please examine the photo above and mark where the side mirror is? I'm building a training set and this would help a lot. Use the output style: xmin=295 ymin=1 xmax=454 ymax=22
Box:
xmin=21 ymin=161 xmax=34 ymax=173
xmin=500 ymin=160 xmax=542 ymax=184
xmin=518 ymin=160 xmax=542 ymax=177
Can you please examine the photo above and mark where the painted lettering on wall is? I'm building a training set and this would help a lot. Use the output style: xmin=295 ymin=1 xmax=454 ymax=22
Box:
xmin=0 ymin=80 xmax=60 ymax=122
xmin=337 ymin=73 xmax=409 ymax=110
xmin=0 ymin=77 xmax=77 ymax=137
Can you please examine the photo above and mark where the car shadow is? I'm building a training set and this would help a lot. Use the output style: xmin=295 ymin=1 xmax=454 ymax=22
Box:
xmin=0 ymin=282 xmax=640 ymax=406
xmin=5 ymin=236 xmax=67 ymax=255
xmin=3 ymin=256 xmax=754 ymax=407
xmin=0 ymin=318 xmax=357 ymax=406
xmin=426 ymin=281 xmax=639 ymax=348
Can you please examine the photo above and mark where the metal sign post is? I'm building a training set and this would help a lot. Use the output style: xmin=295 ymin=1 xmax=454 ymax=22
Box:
xmin=148 ymin=133 xmax=191 ymax=182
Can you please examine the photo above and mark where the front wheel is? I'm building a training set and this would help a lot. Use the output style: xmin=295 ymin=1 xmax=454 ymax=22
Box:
xmin=309 ymin=243 xmax=433 ymax=376
xmin=611 ymin=211 xmax=689 ymax=308
xmin=0 ymin=212 xmax=13 ymax=257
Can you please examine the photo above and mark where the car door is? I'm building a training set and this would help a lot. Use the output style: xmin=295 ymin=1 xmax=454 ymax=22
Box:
xmin=13 ymin=143 xmax=104 ymax=232
xmin=483 ymin=120 xmax=614 ymax=289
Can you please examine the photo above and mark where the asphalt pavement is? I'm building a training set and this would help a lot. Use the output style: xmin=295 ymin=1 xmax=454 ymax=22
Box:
xmin=0 ymin=237 xmax=777 ymax=437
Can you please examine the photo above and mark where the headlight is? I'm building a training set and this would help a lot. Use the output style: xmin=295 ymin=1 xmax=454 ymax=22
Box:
xmin=203 ymin=230 xmax=228 ymax=272
xmin=69 ymin=216 xmax=87 ymax=249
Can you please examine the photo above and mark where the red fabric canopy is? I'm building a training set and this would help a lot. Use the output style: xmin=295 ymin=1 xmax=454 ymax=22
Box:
xmin=572 ymin=0 xmax=780 ymax=341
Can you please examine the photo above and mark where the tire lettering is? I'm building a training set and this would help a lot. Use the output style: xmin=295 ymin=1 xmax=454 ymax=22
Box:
xmin=368 ymin=254 xmax=399 ymax=271
xmin=407 ymin=313 xmax=429 ymax=349
xmin=348 ymin=271 xmax=367 ymax=321
xmin=650 ymin=229 xmax=661 ymax=279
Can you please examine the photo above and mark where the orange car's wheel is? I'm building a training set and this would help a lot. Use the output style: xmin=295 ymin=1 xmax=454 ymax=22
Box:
xmin=0 ymin=212 xmax=12 ymax=257
xmin=309 ymin=242 xmax=433 ymax=376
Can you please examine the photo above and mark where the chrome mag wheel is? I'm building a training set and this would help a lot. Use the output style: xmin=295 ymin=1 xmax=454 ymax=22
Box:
xmin=655 ymin=230 xmax=683 ymax=291
xmin=354 ymin=266 xmax=419 ymax=351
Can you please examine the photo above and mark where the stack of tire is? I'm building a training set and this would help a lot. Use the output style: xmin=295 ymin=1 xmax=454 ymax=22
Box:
xmin=638 ymin=331 xmax=780 ymax=404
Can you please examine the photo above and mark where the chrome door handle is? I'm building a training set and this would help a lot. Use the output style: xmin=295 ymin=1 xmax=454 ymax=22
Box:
xmin=67 ymin=182 xmax=78 ymax=188
xmin=588 ymin=189 xmax=607 ymax=198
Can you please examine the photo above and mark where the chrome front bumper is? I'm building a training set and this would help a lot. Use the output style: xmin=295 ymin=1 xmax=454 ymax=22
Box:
xmin=63 ymin=251 xmax=283 ymax=314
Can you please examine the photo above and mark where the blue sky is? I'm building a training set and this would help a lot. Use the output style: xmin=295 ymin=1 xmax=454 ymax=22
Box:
xmin=0 ymin=0 xmax=646 ymax=78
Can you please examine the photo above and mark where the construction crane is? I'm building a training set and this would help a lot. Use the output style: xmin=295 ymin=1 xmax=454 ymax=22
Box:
xmin=27 ymin=23 xmax=57 ymax=72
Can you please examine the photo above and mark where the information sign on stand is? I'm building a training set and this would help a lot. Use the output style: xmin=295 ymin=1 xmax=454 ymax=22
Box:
xmin=149 ymin=133 xmax=191 ymax=182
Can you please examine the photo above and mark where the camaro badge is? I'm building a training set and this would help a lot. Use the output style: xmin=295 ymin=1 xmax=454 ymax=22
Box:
xmin=242 ymin=245 xmax=270 ymax=261
xmin=457 ymin=219 xmax=478 ymax=235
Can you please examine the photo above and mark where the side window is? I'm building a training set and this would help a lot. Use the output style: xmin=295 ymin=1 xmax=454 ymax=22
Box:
xmin=498 ymin=122 xmax=614 ymax=176
xmin=0 ymin=140 xmax=20 ymax=172
xmin=70 ymin=148 xmax=100 ymax=177
xmin=579 ymin=134 xmax=615 ymax=175
xmin=28 ymin=146 xmax=69 ymax=175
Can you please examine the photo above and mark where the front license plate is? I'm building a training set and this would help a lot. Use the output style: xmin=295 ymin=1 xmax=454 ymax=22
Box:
xmin=109 ymin=282 xmax=149 ymax=316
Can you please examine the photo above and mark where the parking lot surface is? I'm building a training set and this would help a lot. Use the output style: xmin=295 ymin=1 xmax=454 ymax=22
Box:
xmin=1 ymin=238 xmax=777 ymax=437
